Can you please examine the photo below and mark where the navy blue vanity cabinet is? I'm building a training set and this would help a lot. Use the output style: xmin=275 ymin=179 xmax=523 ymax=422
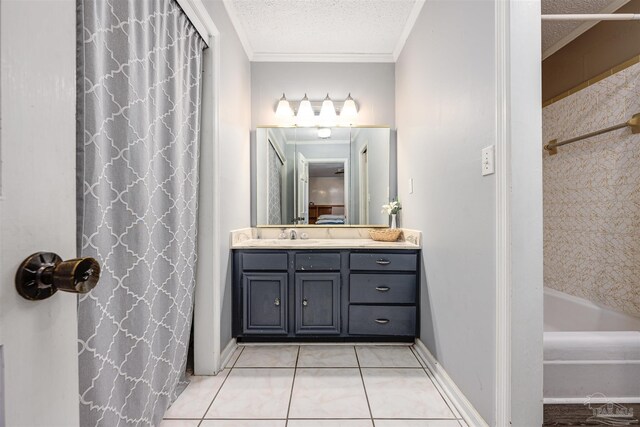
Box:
xmin=233 ymin=249 xmax=419 ymax=341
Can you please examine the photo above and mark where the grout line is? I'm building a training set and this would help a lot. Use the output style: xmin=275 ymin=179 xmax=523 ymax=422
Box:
xmin=284 ymin=345 xmax=301 ymax=426
xmin=354 ymin=346 xmax=376 ymax=427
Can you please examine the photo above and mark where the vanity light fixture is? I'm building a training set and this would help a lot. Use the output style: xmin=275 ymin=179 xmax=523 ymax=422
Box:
xmin=296 ymin=94 xmax=316 ymax=127
xmin=340 ymin=93 xmax=358 ymax=125
xmin=318 ymin=94 xmax=337 ymax=127
xmin=317 ymin=128 xmax=331 ymax=139
xmin=275 ymin=93 xmax=358 ymax=126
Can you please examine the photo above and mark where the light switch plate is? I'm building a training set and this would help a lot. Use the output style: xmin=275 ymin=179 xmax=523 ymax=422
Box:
xmin=482 ymin=145 xmax=495 ymax=176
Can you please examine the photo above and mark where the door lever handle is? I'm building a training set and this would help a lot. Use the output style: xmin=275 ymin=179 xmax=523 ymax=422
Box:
xmin=15 ymin=252 xmax=101 ymax=301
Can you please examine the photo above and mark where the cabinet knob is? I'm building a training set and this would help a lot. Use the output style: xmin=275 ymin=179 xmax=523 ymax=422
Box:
xmin=374 ymin=318 xmax=390 ymax=324
xmin=375 ymin=259 xmax=391 ymax=265
xmin=302 ymin=298 xmax=308 ymax=307
xmin=375 ymin=286 xmax=390 ymax=292
xmin=274 ymin=297 xmax=281 ymax=306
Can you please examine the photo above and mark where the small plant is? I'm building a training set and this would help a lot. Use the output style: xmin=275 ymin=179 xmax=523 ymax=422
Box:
xmin=381 ymin=199 xmax=402 ymax=215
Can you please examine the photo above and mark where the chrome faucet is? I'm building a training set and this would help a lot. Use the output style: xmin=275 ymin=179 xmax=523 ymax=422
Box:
xmin=289 ymin=229 xmax=298 ymax=240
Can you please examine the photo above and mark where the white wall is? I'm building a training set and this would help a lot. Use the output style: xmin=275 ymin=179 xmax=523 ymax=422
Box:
xmin=0 ymin=1 xmax=79 ymax=425
xmin=396 ymin=0 xmax=498 ymax=423
xmin=198 ymin=0 xmax=251 ymax=370
xmin=251 ymin=62 xmax=395 ymax=128
xmin=396 ymin=1 xmax=543 ymax=425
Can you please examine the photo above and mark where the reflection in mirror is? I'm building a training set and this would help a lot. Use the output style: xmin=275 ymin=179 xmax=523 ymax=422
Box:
xmin=255 ymin=127 xmax=391 ymax=226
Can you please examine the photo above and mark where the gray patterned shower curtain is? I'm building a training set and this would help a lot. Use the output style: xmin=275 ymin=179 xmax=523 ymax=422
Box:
xmin=76 ymin=1 xmax=205 ymax=425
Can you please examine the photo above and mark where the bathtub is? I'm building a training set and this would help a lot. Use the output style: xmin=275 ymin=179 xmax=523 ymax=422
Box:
xmin=544 ymin=287 xmax=640 ymax=403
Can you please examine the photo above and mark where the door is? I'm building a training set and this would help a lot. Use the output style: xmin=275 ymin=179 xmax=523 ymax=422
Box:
xmin=243 ymin=273 xmax=288 ymax=334
xmin=297 ymin=152 xmax=309 ymax=223
xmin=359 ymin=146 xmax=369 ymax=223
xmin=0 ymin=1 xmax=80 ymax=426
xmin=295 ymin=273 xmax=341 ymax=334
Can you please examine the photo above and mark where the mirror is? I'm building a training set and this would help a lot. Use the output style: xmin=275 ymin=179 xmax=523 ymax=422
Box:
xmin=255 ymin=127 xmax=392 ymax=226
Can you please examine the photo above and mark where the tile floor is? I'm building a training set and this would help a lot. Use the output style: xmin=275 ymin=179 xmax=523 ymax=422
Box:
xmin=161 ymin=345 xmax=468 ymax=427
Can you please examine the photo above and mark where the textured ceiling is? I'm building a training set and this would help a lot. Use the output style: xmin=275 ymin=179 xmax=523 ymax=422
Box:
xmin=224 ymin=0 xmax=420 ymax=61
xmin=542 ymin=0 xmax=631 ymax=58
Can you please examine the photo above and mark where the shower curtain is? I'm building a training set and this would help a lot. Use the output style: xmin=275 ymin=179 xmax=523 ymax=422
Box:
xmin=76 ymin=1 xmax=205 ymax=425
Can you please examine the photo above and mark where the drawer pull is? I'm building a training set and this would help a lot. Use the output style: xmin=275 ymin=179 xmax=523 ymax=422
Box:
xmin=375 ymin=259 xmax=391 ymax=265
xmin=302 ymin=298 xmax=308 ymax=307
xmin=375 ymin=286 xmax=390 ymax=292
xmin=274 ymin=297 xmax=281 ymax=307
xmin=374 ymin=318 xmax=390 ymax=324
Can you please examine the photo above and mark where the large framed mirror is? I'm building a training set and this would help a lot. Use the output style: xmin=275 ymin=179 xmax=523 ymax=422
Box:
xmin=255 ymin=126 xmax=393 ymax=227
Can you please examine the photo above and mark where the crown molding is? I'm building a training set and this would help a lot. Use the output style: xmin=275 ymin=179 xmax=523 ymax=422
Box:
xmin=393 ymin=0 xmax=425 ymax=61
xmin=222 ymin=0 xmax=254 ymax=60
xmin=542 ymin=0 xmax=630 ymax=60
xmin=251 ymin=52 xmax=395 ymax=63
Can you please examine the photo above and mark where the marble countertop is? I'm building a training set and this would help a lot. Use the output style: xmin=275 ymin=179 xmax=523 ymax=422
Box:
xmin=232 ymin=238 xmax=420 ymax=249
xmin=230 ymin=227 xmax=421 ymax=249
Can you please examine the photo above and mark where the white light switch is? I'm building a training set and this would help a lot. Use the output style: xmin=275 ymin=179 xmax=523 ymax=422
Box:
xmin=409 ymin=178 xmax=414 ymax=194
xmin=482 ymin=145 xmax=495 ymax=176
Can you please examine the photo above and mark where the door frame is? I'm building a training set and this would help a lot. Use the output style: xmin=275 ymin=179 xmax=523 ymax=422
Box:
xmin=179 ymin=0 xmax=224 ymax=375
xmin=358 ymin=144 xmax=369 ymax=224
xmin=305 ymin=157 xmax=349 ymax=223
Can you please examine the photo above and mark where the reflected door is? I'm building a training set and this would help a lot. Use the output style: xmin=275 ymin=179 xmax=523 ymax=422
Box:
xmin=297 ymin=152 xmax=309 ymax=224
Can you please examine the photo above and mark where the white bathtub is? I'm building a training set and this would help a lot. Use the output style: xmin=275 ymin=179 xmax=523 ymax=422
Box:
xmin=544 ymin=288 xmax=640 ymax=403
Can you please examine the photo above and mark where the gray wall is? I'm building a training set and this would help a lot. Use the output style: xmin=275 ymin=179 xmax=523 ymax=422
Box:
xmin=396 ymin=1 xmax=497 ymax=424
xmin=201 ymin=0 xmax=252 ymax=356
xmin=251 ymin=62 xmax=395 ymax=128
xmin=396 ymin=1 xmax=543 ymax=425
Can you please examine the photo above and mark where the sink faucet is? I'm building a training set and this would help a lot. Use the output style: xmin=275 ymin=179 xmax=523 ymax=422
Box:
xmin=289 ymin=229 xmax=297 ymax=240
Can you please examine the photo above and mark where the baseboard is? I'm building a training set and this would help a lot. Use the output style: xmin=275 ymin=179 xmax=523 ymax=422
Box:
xmin=413 ymin=339 xmax=490 ymax=427
xmin=219 ymin=338 xmax=237 ymax=371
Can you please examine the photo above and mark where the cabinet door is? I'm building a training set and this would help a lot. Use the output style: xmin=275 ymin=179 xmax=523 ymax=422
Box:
xmin=295 ymin=273 xmax=341 ymax=334
xmin=243 ymin=273 xmax=288 ymax=335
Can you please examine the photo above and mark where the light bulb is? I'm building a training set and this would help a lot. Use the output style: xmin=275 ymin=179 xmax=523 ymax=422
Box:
xmin=296 ymin=94 xmax=315 ymax=127
xmin=340 ymin=93 xmax=358 ymax=125
xmin=318 ymin=94 xmax=337 ymax=127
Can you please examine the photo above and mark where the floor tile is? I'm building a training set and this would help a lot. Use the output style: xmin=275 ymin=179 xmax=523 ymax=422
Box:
xmin=201 ymin=420 xmax=286 ymax=427
xmin=423 ymin=368 xmax=462 ymax=418
xmin=164 ymin=371 xmax=229 ymax=419
xmin=288 ymin=368 xmax=371 ymax=419
xmin=297 ymin=345 xmax=358 ymax=367
xmin=158 ymin=420 xmax=200 ymax=427
xmin=356 ymin=346 xmax=421 ymax=368
xmin=205 ymin=368 xmax=294 ymax=419
xmin=288 ymin=420 xmax=373 ymax=427
xmin=225 ymin=346 xmax=244 ymax=368
xmin=362 ymin=368 xmax=455 ymax=419
xmin=235 ymin=345 xmax=299 ymax=368
xmin=375 ymin=421 xmax=462 ymax=427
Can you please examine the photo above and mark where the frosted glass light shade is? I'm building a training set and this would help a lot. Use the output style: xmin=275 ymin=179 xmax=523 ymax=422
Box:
xmin=317 ymin=128 xmax=331 ymax=139
xmin=296 ymin=94 xmax=315 ymax=127
xmin=318 ymin=94 xmax=337 ymax=127
xmin=340 ymin=93 xmax=358 ymax=125
xmin=275 ymin=93 xmax=293 ymax=117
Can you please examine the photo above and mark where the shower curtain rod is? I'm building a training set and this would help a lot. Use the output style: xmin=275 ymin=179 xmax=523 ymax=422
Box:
xmin=542 ymin=14 xmax=640 ymax=21
xmin=544 ymin=113 xmax=640 ymax=155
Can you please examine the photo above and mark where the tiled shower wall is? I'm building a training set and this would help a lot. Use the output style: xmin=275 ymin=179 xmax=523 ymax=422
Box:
xmin=543 ymin=62 xmax=640 ymax=318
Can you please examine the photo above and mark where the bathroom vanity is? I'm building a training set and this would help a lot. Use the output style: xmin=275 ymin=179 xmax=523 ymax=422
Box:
xmin=231 ymin=229 xmax=421 ymax=342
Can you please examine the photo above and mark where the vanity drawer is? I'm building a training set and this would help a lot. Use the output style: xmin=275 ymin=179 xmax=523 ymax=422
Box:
xmin=295 ymin=253 xmax=341 ymax=271
xmin=242 ymin=252 xmax=288 ymax=271
xmin=349 ymin=305 xmax=416 ymax=336
xmin=350 ymin=253 xmax=417 ymax=272
xmin=350 ymin=274 xmax=416 ymax=304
